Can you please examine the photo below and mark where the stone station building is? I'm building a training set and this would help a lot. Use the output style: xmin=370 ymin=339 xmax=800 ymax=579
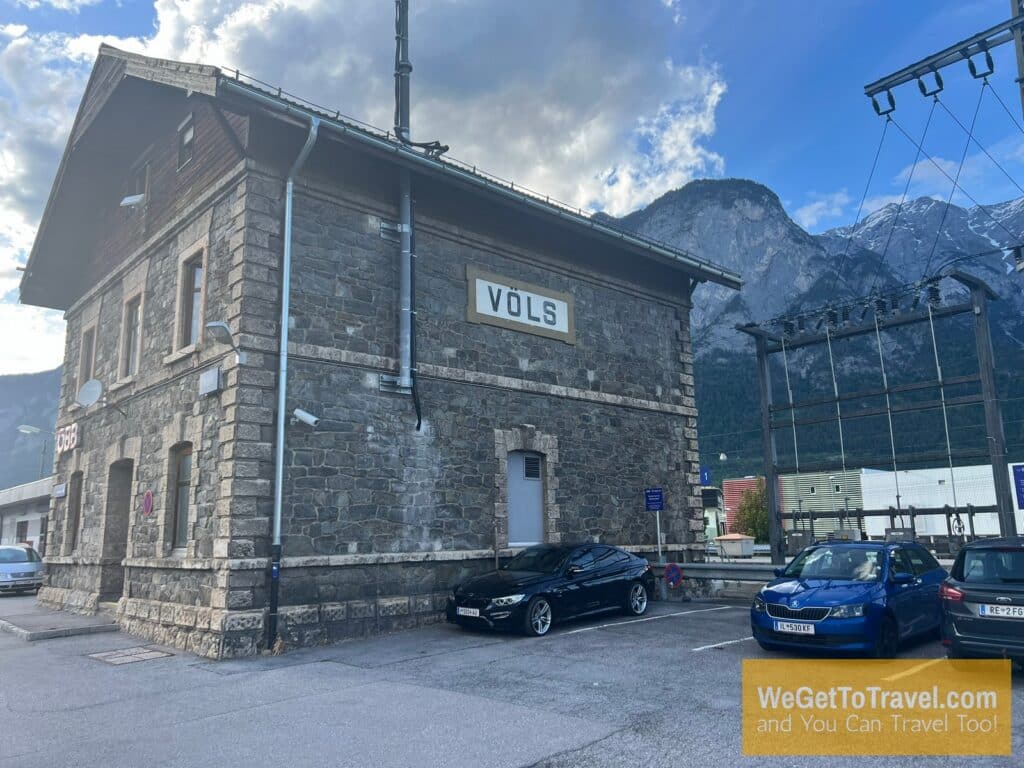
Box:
xmin=20 ymin=46 xmax=741 ymax=658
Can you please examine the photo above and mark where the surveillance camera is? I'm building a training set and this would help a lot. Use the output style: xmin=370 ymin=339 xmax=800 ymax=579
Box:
xmin=292 ymin=408 xmax=320 ymax=428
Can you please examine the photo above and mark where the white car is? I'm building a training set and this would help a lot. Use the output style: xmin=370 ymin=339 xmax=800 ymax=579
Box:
xmin=0 ymin=545 xmax=44 ymax=594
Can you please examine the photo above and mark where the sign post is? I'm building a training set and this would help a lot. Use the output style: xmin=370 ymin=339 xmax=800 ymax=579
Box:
xmin=645 ymin=488 xmax=665 ymax=564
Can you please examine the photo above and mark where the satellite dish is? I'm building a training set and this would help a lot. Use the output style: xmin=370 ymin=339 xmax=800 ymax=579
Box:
xmin=76 ymin=379 xmax=103 ymax=408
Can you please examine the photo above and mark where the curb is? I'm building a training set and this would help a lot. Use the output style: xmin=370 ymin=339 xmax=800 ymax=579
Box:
xmin=0 ymin=617 xmax=119 ymax=642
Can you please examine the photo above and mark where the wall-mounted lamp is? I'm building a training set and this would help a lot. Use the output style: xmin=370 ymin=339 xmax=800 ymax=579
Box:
xmin=205 ymin=321 xmax=247 ymax=364
xmin=119 ymin=193 xmax=145 ymax=208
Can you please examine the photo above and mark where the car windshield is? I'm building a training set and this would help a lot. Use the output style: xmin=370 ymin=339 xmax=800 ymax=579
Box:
xmin=503 ymin=547 xmax=567 ymax=574
xmin=0 ymin=547 xmax=32 ymax=564
xmin=783 ymin=546 xmax=882 ymax=582
xmin=959 ymin=549 xmax=1024 ymax=584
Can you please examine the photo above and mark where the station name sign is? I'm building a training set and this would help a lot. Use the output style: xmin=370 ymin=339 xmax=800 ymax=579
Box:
xmin=466 ymin=266 xmax=575 ymax=344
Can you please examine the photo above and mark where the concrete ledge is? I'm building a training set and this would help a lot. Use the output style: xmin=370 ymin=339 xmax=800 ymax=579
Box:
xmin=0 ymin=598 xmax=118 ymax=642
xmin=0 ymin=617 xmax=119 ymax=641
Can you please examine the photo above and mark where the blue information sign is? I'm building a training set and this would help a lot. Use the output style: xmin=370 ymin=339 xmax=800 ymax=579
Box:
xmin=645 ymin=487 xmax=664 ymax=512
xmin=664 ymin=562 xmax=684 ymax=588
xmin=1013 ymin=464 xmax=1024 ymax=509
xmin=700 ymin=465 xmax=712 ymax=486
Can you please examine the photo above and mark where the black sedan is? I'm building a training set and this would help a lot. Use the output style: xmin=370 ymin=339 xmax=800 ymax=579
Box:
xmin=446 ymin=543 xmax=655 ymax=636
xmin=940 ymin=537 xmax=1024 ymax=661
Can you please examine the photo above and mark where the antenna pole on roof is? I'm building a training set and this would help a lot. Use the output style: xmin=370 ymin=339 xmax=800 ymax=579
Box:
xmin=394 ymin=0 xmax=411 ymax=143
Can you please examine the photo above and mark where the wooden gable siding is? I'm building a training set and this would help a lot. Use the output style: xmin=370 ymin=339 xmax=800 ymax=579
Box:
xmin=72 ymin=55 xmax=127 ymax=148
xmin=88 ymin=96 xmax=249 ymax=284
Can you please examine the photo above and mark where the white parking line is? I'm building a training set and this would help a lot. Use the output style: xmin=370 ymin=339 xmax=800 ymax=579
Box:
xmin=555 ymin=605 xmax=736 ymax=636
xmin=692 ymin=636 xmax=754 ymax=652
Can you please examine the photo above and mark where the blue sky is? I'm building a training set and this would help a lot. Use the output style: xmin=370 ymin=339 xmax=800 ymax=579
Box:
xmin=1 ymin=0 xmax=1021 ymax=374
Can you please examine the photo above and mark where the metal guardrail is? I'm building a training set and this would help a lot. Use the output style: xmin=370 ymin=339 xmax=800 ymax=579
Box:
xmin=651 ymin=562 xmax=778 ymax=583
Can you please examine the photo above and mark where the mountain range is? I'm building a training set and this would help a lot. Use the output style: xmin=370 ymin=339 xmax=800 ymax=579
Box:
xmin=609 ymin=179 xmax=1024 ymax=478
xmin=1 ymin=180 xmax=1022 ymax=489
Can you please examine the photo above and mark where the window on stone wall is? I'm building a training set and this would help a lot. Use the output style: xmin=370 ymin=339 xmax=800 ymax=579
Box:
xmin=171 ymin=443 xmax=193 ymax=550
xmin=79 ymin=326 xmax=96 ymax=385
xmin=178 ymin=255 xmax=204 ymax=349
xmin=177 ymin=114 xmax=194 ymax=170
xmin=125 ymin=160 xmax=148 ymax=219
xmin=15 ymin=520 xmax=28 ymax=542
xmin=120 ymin=295 xmax=142 ymax=378
xmin=66 ymin=471 xmax=83 ymax=553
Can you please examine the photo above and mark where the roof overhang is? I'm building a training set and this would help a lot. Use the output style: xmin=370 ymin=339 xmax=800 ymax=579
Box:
xmin=21 ymin=45 xmax=741 ymax=311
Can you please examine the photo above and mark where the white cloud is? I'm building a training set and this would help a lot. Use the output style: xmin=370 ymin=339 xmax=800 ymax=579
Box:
xmin=865 ymin=133 xmax=1024 ymax=217
xmin=1 ymin=0 xmax=728 ymax=374
xmin=793 ymin=189 xmax=852 ymax=231
xmin=14 ymin=0 xmax=102 ymax=12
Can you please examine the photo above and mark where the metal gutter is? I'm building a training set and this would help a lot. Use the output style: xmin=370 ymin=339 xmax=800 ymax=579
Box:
xmin=268 ymin=116 xmax=320 ymax=650
xmin=218 ymin=78 xmax=742 ymax=291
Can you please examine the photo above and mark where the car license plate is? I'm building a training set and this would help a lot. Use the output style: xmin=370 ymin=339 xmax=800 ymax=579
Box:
xmin=978 ymin=604 xmax=1024 ymax=618
xmin=774 ymin=621 xmax=815 ymax=635
xmin=456 ymin=607 xmax=480 ymax=618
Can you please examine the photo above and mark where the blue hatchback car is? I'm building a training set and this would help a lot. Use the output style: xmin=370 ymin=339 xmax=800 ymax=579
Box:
xmin=750 ymin=541 xmax=947 ymax=657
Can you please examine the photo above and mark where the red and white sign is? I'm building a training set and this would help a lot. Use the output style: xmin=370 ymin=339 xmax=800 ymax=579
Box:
xmin=55 ymin=423 xmax=79 ymax=454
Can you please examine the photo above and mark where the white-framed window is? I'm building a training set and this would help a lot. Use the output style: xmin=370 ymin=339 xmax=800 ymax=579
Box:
xmin=170 ymin=443 xmax=193 ymax=550
xmin=120 ymin=295 xmax=143 ymax=378
xmin=178 ymin=253 xmax=205 ymax=349
xmin=78 ymin=326 xmax=96 ymax=384
xmin=177 ymin=114 xmax=194 ymax=170
xmin=809 ymin=486 xmax=816 ymax=495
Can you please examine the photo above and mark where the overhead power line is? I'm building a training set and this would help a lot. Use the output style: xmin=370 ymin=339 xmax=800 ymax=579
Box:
xmin=922 ymin=86 xmax=987 ymax=277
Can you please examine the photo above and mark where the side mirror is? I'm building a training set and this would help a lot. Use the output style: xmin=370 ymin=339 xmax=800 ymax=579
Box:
xmin=567 ymin=565 xmax=583 ymax=577
xmin=891 ymin=571 xmax=915 ymax=585
xmin=773 ymin=568 xmax=785 ymax=578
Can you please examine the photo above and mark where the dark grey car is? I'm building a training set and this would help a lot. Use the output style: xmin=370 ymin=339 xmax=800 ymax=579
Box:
xmin=0 ymin=545 xmax=43 ymax=594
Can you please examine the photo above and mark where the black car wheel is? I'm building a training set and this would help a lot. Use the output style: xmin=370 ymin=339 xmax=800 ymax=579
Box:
xmin=624 ymin=582 xmax=648 ymax=616
xmin=523 ymin=596 xmax=553 ymax=637
xmin=874 ymin=615 xmax=899 ymax=659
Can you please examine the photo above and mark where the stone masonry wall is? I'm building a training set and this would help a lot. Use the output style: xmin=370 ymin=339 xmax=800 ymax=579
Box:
xmin=40 ymin=163 xmax=273 ymax=657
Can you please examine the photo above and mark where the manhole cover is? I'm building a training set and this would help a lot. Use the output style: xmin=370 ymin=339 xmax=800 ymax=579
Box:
xmin=88 ymin=646 xmax=173 ymax=665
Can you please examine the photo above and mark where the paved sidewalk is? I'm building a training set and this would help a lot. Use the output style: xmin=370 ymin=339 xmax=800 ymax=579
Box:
xmin=0 ymin=593 xmax=118 ymax=640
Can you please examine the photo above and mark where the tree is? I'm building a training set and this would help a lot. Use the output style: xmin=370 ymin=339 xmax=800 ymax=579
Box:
xmin=735 ymin=479 xmax=769 ymax=543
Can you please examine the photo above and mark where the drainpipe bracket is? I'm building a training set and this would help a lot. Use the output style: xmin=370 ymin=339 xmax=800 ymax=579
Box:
xmin=379 ymin=374 xmax=413 ymax=395
xmin=379 ymin=221 xmax=407 ymax=242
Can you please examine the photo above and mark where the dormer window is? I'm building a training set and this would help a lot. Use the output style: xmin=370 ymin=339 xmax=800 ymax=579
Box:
xmin=177 ymin=114 xmax=194 ymax=170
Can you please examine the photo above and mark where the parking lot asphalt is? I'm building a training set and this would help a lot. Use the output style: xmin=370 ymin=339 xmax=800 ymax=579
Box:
xmin=0 ymin=594 xmax=1021 ymax=768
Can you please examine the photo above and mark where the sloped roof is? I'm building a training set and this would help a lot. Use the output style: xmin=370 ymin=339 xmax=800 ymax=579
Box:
xmin=20 ymin=45 xmax=742 ymax=309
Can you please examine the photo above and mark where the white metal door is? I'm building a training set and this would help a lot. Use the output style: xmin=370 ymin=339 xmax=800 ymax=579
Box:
xmin=508 ymin=451 xmax=543 ymax=546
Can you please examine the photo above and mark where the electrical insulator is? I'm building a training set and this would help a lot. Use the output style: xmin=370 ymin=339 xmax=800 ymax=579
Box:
xmin=874 ymin=297 xmax=887 ymax=314
xmin=783 ymin=320 xmax=795 ymax=337
xmin=890 ymin=296 xmax=899 ymax=313
xmin=841 ymin=306 xmax=851 ymax=323
xmin=797 ymin=316 xmax=806 ymax=332
xmin=826 ymin=309 xmax=838 ymax=327
xmin=927 ymin=282 xmax=941 ymax=305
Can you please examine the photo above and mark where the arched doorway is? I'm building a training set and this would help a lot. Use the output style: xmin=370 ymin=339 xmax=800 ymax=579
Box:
xmin=100 ymin=459 xmax=134 ymax=602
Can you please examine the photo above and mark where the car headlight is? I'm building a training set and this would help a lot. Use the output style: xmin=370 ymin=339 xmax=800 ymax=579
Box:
xmin=752 ymin=594 xmax=766 ymax=613
xmin=490 ymin=594 xmax=525 ymax=607
xmin=829 ymin=604 xmax=865 ymax=619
